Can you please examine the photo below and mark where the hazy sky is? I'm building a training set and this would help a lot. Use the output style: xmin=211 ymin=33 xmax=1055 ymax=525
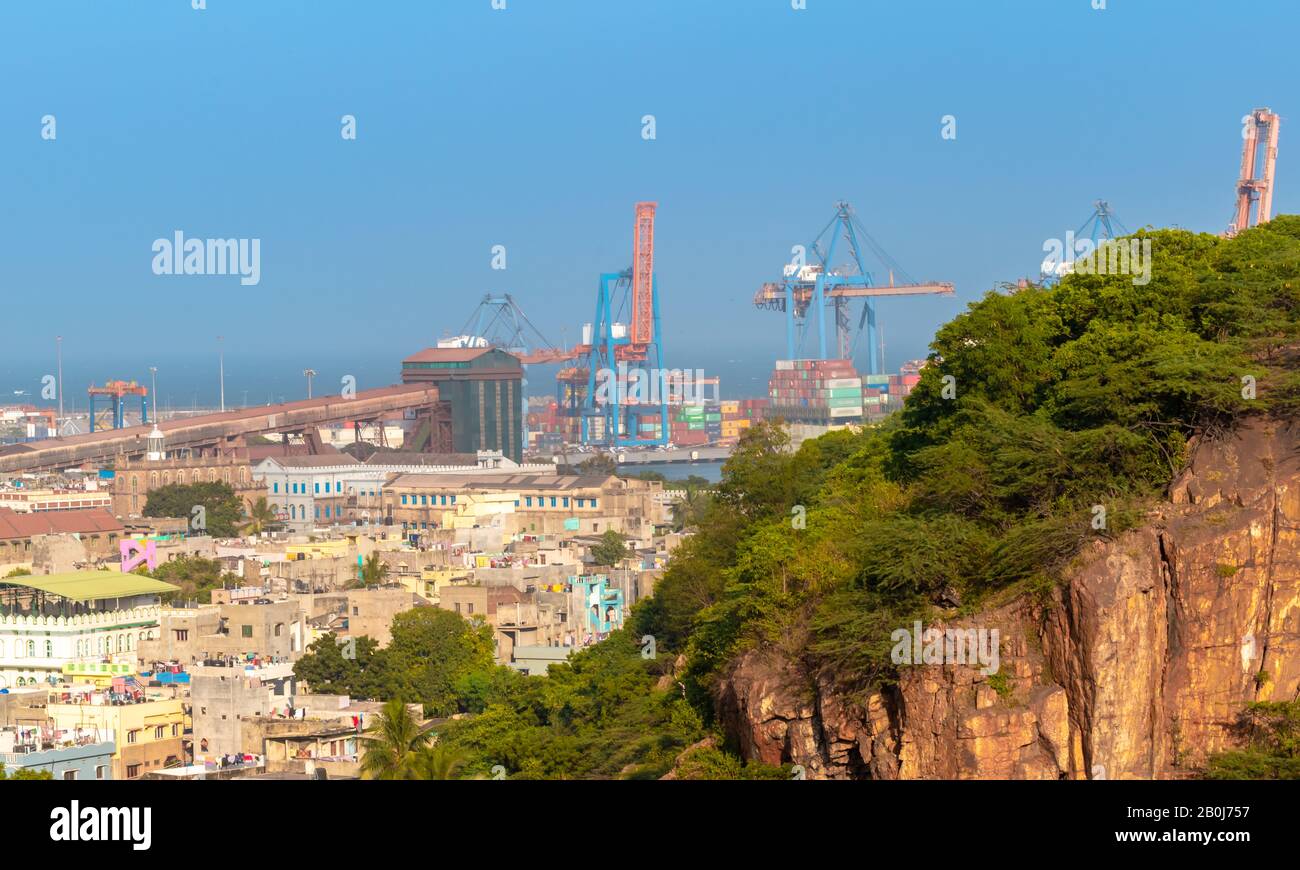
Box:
xmin=1 ymin=0 xmax=1296 ymax=403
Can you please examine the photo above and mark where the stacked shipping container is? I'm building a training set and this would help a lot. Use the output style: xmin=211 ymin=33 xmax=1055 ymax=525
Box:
xmin=767 ymin=360 xmax=864 ymax=423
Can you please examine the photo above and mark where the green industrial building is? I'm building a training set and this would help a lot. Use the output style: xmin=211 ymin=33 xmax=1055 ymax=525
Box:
xmin=401 ymin=347 xmax=524 ymax=463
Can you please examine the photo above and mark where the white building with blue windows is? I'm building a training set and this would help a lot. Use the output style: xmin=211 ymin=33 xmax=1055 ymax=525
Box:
xmin=252 ymin=451 xmax=549 ymax=533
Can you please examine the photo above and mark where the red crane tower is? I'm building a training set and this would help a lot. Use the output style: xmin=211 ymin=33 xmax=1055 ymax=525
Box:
xmin=1230 ymin=108 xmax=1280 ymax=235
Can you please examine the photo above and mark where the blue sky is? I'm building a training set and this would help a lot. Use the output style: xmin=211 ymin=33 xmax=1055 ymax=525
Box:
xmin=1 ymin=0 xmax=1296 ymax=404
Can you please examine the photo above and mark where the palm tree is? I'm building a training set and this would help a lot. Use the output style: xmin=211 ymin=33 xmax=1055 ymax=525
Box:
xmin=241 ymin=497 xmax=279 ymax=536
xmin=412 ymin=743 xmax=469 ymax=781
xmin=360 ymin=550 xmax=389 ymax=586
xmin=359 ymin=699 xmax=431 ymax=780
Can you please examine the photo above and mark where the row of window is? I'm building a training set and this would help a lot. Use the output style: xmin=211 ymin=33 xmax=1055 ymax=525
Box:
xmin=129 ymin=467 xmax=248 ymax=491
xmin=0 ymin=630 xmax=159 ymax=660
xmin=126 ymin=723 xmax=180 ymax=743
xmin=401 ymin=494 xmax=458 ymax=506
xmin=273 ymin=481 xmax=378 ymax=496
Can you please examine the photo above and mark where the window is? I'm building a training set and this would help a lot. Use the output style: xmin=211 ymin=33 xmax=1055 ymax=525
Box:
xmin=563 ymin=497 xmax=570 ymax=508
xmin=26 ymin=640 xmax=35 ymax=657
xmin=325 ymin=482 xmax=331 ymax=493
xmin=440 ymin=495 xmax=447 ymax=506
xmin=591 ymin=498 xmax=598 ymax=508
xmin=577 ymin=498 xmax=585 ymax=507
xmin=46 ymin=640 xmax=53 ymax=657
xmin=242 ymin=625 xmax=253 ymax=638
xmin=155 ymin=726 xmax=165 ymax=740
xmin=402 ymin=494 xmax=408 ymax=505
xmin=64 ymin=770 xmax=78 ymax=780
xmin=174 ymin=630 xmax=188 ymax=642
xmin=315 ymin=506 xmax=321 ymax=519
xmin=273 ymin=482 xmax=279 ymax=493
xmin=172 ymin=724 xmax=179 ymax=737
xmin=275 ymin=623 xmax=283 ymax=636
xmin=127 ymin=730 xmax=139 ymax=744
xmin=467 ymin=603 xmax=474 ymax=615
xmin=421 ymin=495 xmax=428 ymax=505
xmin=550 ymin=497 xmax=557 ymax=507
xmin=315 ymin=482 xmax=320 ymax=494
xmin=95 ymin=765 xmax=107 ymax=780
xmin=126 ymin=764 xmax=141 ymax=779
xmin=451 ymin=495 xmax=456 ymax=504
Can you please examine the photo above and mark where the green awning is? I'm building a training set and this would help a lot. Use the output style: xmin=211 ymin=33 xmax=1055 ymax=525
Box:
xmin=0 ymin=570 xmax=180 ymax=602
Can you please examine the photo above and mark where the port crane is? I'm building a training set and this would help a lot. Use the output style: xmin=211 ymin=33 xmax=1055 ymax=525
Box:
xmin=88 ymin=380 xmax=149 ymax=432
xmin=1039 ymin=200 xmax=1131 ymax=285
xmin=753 ymin=201 xmax=953 ymax=373
xmin=570 ymin=201 xmax=669 ymax=447
xmin=1228 ymin=107 xmax=1280 ymax=236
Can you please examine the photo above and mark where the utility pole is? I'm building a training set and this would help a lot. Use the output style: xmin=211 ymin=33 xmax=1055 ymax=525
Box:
xmin=55 ymin=336 xmax=63 ymax=421
xmin=218 ymin=336 xmax=226 ymax=412
xmin=303 ymin=368 xmax=317 ymax=399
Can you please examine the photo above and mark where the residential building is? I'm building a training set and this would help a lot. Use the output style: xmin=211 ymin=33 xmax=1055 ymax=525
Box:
xmin=0 ymin=725 xmax=115 ymax=780
xmin=0 ymin=572 xmax=178 ymax=689
xmin=46 ymin=686 xmax=185 ymax=780
xmin=383 ymin=472 xmax=666 ymax=537
xmin=191 ymin=659 xmax=297 ymax=761
xmin=0 ymin=507 xmax=124 ymax=570
xmin=0 ymin=488 xmax=113 ymax=514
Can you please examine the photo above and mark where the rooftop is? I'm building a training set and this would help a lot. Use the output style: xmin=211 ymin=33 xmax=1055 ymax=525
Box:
xmin=0 ymin=507 xmax=123 ymax=540
xmin=385 ymin=472 xmax=614 ymax=491
xmin=0 ymin=570 xmax=180 ymax=602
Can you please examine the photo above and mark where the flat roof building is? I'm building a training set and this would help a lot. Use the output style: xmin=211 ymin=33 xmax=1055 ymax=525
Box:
xmin=401 ymin=348 xmax=524 ymax=464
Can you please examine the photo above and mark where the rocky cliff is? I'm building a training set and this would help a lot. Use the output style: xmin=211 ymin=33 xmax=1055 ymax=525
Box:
xmin=715 ymin=417 xmax=1300 ymax=779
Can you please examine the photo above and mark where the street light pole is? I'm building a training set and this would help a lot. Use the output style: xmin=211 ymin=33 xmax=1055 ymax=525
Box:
xmin=55 ymin=336 xmax=63 ymax=422
xmin=303 ymin=369 xmax=317 ymax=400
xmin=218 ymin=336 xmax=225 ymax=412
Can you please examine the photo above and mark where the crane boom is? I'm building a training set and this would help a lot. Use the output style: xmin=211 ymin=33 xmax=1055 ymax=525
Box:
xmin=630 ymin=201 xmax=657 ymax=352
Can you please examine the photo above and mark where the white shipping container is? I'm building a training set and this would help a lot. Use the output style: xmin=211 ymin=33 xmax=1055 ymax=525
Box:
xmin=824 ymin=378 xmax=862 ymax=388
xmin=775 ymin=360 xmax=795 ymax=370
xmin=829 ymin=406 xmax=863 ymax=418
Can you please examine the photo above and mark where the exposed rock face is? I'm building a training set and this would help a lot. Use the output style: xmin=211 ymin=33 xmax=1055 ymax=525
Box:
xmin=716 ymin=418 xmax=1300 ymax=779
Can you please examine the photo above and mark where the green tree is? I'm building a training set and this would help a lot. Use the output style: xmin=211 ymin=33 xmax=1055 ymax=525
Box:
xmin=590 ymin=529 xmax=629 ymax=567
xmin=1205 ymin=701 xmax=1300 ymax=780
xmin=240 ymin=497 xmax=279 ymax=535
xmin=359 ymin=699 xmax=432 ymax=780
xmin=0 ymin=762 xmax=53 ymax=780
xmin=151 ymin=555 xmax=237 ymax=604
xmin=143 ymin=481 xmax=244 ymax=537
xmin=412 ymin=743 xmax=470 ymax=780
xmin=358 ymin=551 xmax=389 ymax=586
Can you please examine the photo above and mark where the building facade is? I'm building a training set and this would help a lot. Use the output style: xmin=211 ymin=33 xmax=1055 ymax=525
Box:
xmin=401 ymin=348 xmax=524 ymax=463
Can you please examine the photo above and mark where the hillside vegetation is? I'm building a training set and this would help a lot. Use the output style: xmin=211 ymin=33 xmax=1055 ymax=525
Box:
xmin=305 ymin=218 xmax=1300 ymax=777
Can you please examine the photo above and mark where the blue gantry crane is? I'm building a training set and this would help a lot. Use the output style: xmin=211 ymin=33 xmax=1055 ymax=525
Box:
xmin=753 ymin=202 xmax=954 ymax=373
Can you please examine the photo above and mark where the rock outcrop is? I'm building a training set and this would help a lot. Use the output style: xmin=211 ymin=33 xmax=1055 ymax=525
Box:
xmin=716 ymin=418 xmax=1300 ymax=779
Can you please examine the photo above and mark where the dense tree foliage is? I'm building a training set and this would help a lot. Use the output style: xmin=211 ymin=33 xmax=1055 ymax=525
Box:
xmin=637 ymin=218 xmax=1300 ymax=717
xmin=142 ymin=482 xmax=245 ymax=537
xmin=1204 ymin=701 xmax=1300 ymax=780
xmin=152 ymin=555 xmax=239 ymax=604
xmin=313 ymin=219 xmax=1300 ymax=778
xmin=293 ymin=608 xmax=495 ymax=717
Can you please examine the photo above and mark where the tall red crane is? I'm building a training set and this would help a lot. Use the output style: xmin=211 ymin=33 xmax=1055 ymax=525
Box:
xmin=1230 ymin=108 xmax=1280 ymax=235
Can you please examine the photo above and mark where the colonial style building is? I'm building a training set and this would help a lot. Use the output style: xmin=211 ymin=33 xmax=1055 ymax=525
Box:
xmin=0 ymin=572 xmax=178 ymax=689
